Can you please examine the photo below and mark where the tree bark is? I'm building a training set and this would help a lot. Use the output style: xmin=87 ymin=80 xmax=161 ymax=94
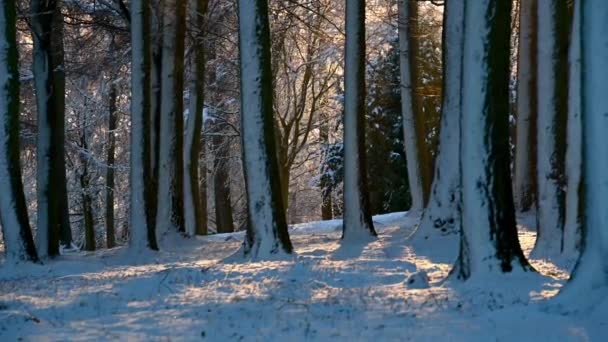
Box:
xmin=79 ymin=106 xmax=95 ymax=251
xmin=453 ymin=0 xmax=530 ymax=280
xmin=105 ymin=85 xmax=117 ymax=248
xmin=237 ymin=0 xmax=293 ymax=258
xmin=532 ymin=0 xmax=569 ymax=257
xmin=342 ymin=0 xmax=377 ymax=241
xmin=31 ymin=0 xmax=72 ymax=257
xmin=398 ymin=0 xmax=432 ymax=212
xmin=513 ymin=0 xmax=538 ymax=213
xmin=129 ymin=0 xmax=158 ymax=251
xmin=212 ymin=124 xmax=234 ymax=233
xmin=0 ymin=0 xmax=39 ymax=263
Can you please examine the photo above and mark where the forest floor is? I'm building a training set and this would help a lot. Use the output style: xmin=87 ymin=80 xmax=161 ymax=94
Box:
xmin=0 ymin=212 xmax=606 ymax=341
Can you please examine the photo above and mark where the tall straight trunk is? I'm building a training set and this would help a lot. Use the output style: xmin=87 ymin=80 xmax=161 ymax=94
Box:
xmin=532 ymin=0 xmax=569 ymax=257
xmin=157 ymin=0 xmax=187 ymax=234
xmin=0 ymin=0 xmax=39 ymax=263
xmin=79 ymin=109 xmax=95 ymax=251
xmin=184 ymin=0 xmax=208 ymax=236
xmin=513 ymin=0 xmax=538 ymax=213
xmin=212 ymin=132 xmax=234 ymax=233
xmin=453 ymin=0 xmax=530 ymax=280
xmin=31 ymin=0 xmax=72 ymax=257
xmin=563 ymin=0 xmax=582 ymax=256
xmin=129 ymin=0 xmax=158 ymax=251
xmin=342 ymin=0 xmax=376 ymax=241
xmin=557 ymin=0 xmax=608 ymax=308
xmin=414 ymin=0 xmax=464 ymax=242
xmin=237 ymin=0 xmax=293 ymax=258
xmin=398 ymin=0 xmax=432 ymax=212
xmin=105 ymin=85 xmax=117 ymax=248
xmin=149 ymin=0 xmax=163 ymax=235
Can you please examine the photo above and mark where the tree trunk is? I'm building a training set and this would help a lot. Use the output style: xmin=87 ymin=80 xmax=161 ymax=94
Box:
xmin=319 ymin=114 xmax=333 ymax=220
xmin=105 ymin=85 xmax=117 ymax=248
xmin=0 ymin=0 xmax=39 ymax=263
xmin=398 ymin=0 xmax=432 ymax=212
xmin=212 ymin=124 xmax=234 ymax=234
xmin=156 ymin=0 xmax=186 ymax=234
xmin=342 ymin=0 xmax=377 ymax=241
xmin=532 ymin=0 xmax=569 ymax=258
xmin=129 ymin=0 xmax=158 ymax=251
xmin=79 ymin=107 xmax=95 ymax=251
xmin=557 ymin=0 xmax=608 ymax=308
xmin=562 ymin=0 xmax=583 ymax=256
xmin=237 ymin=0 xmax=293 ymax=258
xmin=453 ymin=0 xmax=530 ymax=280
xmin=184 ymin=0 xmax=208 ymax=236
xmin=413 ymin=0 xmax=464 ymax=242
xmin=513 ymin=0 xmax=538 ymax=213
xmin=31 ymin=0 xmax=72 ymax=257
xmin=149 ymin=0 xmax=163 ymax=242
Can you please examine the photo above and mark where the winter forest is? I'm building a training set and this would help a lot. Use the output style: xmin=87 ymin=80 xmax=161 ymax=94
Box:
xmin=0 ymin=0 xmax=606 ymax=340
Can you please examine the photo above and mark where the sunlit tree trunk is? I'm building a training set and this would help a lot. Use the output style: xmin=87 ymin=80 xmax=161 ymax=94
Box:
xmin=237 ymin=0 xmax=293 ymax=258
xmin=342 ymin=0 xmax=377 ymax=241
xmin=513 ymin=0 xmax=538 ymax=213
xmin=414 ymin=0 xmax=464 ymax=242
xmin=453 ymin=0 xmax=530 ymax=280
xmin=0 ymin=0 xmax=39 ymax=263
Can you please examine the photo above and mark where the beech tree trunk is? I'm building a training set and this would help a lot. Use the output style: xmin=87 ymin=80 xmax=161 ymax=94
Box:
xmin=237 ymin=0 xmax=293 ymax=258
xmin=453 ymin=0 xmax=530 ymax=280
xmin=0 ymin=0 xmax=39 ymax=263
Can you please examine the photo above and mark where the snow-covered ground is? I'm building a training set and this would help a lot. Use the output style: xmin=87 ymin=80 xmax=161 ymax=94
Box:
xmin=0 ymin=212 xmax=606 ymax=341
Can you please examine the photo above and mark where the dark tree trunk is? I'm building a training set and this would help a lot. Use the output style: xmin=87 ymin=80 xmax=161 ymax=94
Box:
xmin=212 ymin=129 xmax=234 ymax=233
xmin=105 ymin=85 xmax=117 ymax=248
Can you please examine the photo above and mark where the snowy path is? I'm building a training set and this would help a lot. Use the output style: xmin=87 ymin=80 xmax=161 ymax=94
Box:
xmin=0 ymin=212 xmax=605 ymax=341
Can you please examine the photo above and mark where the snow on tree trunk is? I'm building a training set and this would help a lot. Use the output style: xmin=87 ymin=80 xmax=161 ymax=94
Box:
xmin=562 ymin=0 xmax=583 ymax=257
xmin=129 ymin=0 xmax=158 ymax=251
xmin=513 ymin=0 xmax=538 ymax=213
xmin=183 ymin=0 xmax=208 ymax=236
xmin=556 ymin=0 xmax=608 ymax=309
xmin=532 ymin=0 xmax=568 ymax=258
xmin=0 ymin=0 xmax=39 ymax=263
xmin=342 ymin=0 xmax=377 ymax=241
xmin=413 ymin=0 xmax=464 ymax=243
xmin=156 ymin=0 xmax=186 ymax=234
xmin=31 ymin=0 xmax=72 ymax=258
xmin=398 ymin=0 xmax=431 ymax=213
xmin=237 ymin=0 xmax=293 ymax=258
xmin=453 ymin=0 xmax=530 ymax=280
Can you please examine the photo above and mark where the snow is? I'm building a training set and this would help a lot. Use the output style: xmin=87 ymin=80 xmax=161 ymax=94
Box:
xmin=0 ymin=212 xmax=605 ymax=341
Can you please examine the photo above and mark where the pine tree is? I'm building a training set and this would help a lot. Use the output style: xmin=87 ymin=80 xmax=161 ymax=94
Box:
xmin=532 ymin=0 xmax=569 ymax=257
xmin=342 ymin=0 xmax=377 ymax=241
xmin=30 ymin=0 xmax=72 ymax=257
xmin=0 ymin=0 xmax=39 ymax=263
xmin=237 ymin=0 xmax=293 ymax=258
xmin=129 ymin=0 xmax=158 ymax=251
xmin=453 ymin=0 xmax=530 ymax=279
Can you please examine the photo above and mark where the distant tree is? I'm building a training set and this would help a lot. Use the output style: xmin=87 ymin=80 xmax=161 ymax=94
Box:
xmin=453 ymin=0 xmax=530 ymax=279
xmin=30 ymin=0 xmax=73 ymax=257
xmin=129 ymin=0 xmax=158 ymax=251
xmin=532 ymin=0 xmax=569 ymax=257
xmin=105 ymin=85 xmax=117 ymax=248
xmin=237 ymin=0 xmax=293 ymax=258
xmin=0 ymin=0 xmax=39 ymax=263
xmin=513 ymin=0 xmax=538 ymax=213
xmin=341 ymin=0 xmax=377 ymax=240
